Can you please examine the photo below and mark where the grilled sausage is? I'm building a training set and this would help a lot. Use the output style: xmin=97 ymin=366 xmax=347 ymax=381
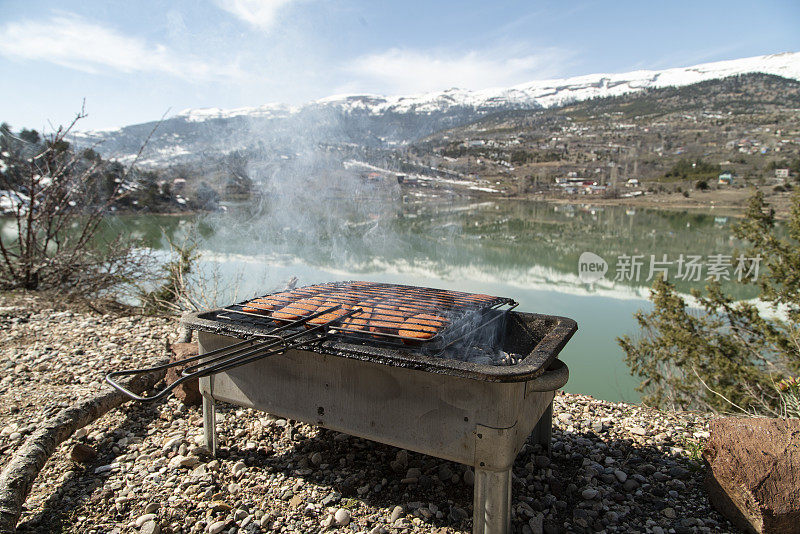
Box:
xmin=368 ymin=304 xmax=409 ymax=334
xmin=307 ymin=300 xmax=354 ymax=326
xmin=341 ymin=301 xmax=376 ymax=331
xmin=241 ymin=292 xmax=295 ymax=314
xmin=271 ymin=296 xmax=325 ymax=322
xmin=398 ymin=314 xmax=447 ymax=340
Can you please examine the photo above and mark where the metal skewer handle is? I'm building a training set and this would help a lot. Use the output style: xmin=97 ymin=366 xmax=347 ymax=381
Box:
xmin=106 ymin=305 xmax=353 ymax=402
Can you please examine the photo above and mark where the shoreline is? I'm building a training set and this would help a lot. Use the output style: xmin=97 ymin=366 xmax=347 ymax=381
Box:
xmin=403 ymin=180 xmax=795 ymax=219
xmin=494 ymin=187 xmax=795 ymax=220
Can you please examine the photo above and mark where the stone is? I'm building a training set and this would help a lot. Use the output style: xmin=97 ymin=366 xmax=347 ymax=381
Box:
xmin=449 ymin=506 xmax=468 ymax=522
xmin=529 ymin=514 xmax=544 ymax=534
xmin=622 ymin=479 xmax=640 ymax=492
xmin=437 ymin=464 xmax=453 ymax=482
xmin=94 ymin=463 xmax=118 ymax=474
xmin=209 ymin=501 xmax=232 ymax=512
xmin=232 ymin=461 xmax=247 ymax=475
xmin=463 ymin=468 xmax=475 ymax=486
xmin=136 ymin=514 xmax=158 ymax=527
xmin=165 ymin=342 xmax=202 ymax=406
xmin=614 ymin=469 xmax=627 ymax=483
xmin=389 ymin=460 xmax=404 ymax=472
xmin=180 ymin=456 xmax=200 ymax=468
xmin=581 ymin=488 xmax=599 ymax=500
xmin=140 ymin=520 xmax=160 ymax=534
xmin=207 ymin=520 xmax=228 ymax=534
xmin=517 ymin=501 xmax=535 ymax=517
xmin=191 ymin=464 xmax=208 ymax=477
xmin=70 ymin=443 xmax=97 ymax=463
xmin=669 ymin=466 xmax=691 ymax=480
xmin=144 ymin=502 xmax=160 ymax=514
xmin=390 ymin=505 xmax=404 ymax=523
xmin=168 ymin=455 xmax=199 ymax=469
xmin=321 ymin=514 xmax=335 ymax=529
xmin=704 ymin=417 xmax=800 ymax=534
xmin=321 ymin=492 xmax=340 ymax=506
xmin=396 ymin=449 xmax=409 ymax=466
xmin=334 ymin=508 xmax=351 ymax=526
xmin=629 ymin=426 xmax=647 ymax=436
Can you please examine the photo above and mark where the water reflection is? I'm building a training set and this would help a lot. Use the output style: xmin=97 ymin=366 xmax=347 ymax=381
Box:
xmin=2 ymin=196 xmax=762 ymax=402
xmin=108 ymin=197 xmax=757 ymax=302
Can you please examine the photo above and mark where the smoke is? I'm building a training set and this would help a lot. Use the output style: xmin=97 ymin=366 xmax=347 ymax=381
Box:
xmin=195 ymin=104 xmax=471 ymax=296
xmin=434 ymin=304 xmax=522 ymax=366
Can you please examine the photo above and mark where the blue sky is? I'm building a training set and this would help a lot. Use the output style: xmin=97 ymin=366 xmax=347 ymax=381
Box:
xmin=1 ymin=0 xmax=798 ymax=130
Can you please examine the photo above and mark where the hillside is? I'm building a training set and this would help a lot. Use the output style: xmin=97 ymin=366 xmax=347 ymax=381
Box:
xmin=69 ymin=52 xmax=800 ymax=168
xmin=402 ymin=73 xmax=800 ymax=193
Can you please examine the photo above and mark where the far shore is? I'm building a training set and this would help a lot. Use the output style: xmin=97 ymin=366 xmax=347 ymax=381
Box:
xmin=3 ymin=184 xmax=782 ymax=221
xmin=458 ymin=185 xmax=795 ymax=219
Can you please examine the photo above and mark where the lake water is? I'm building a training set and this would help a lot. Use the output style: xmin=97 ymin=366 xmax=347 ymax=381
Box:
xmin=96 ymin=189 xmax=761 ymax=403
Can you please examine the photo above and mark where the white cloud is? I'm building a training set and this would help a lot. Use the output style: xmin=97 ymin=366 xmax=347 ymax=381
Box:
xmin=346 ymin=47 xmax=572 ymax=94
xmin=214 ymin=0 xmax=295 ymax=30
xmin=0 ymin=14 xmax=241 ymax=81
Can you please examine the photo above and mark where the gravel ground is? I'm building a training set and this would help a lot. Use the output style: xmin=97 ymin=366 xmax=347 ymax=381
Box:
xmin=0 ymin=294 xmax=738 ymax=534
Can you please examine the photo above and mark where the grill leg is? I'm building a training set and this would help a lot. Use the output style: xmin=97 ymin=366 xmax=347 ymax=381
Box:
xmin=531 ymin=401 xmax=553 ymax=454
xmin=202 ymin=391 xmax=217 ymax=456
xmin=472 ymin=467 xmax=512 ymax=534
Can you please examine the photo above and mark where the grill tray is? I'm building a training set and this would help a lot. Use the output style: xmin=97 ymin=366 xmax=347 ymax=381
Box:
xmin=216 ymin=281 xmax=515 ymax=350
xmin=182 ymin=282 xmax=577 ymax=383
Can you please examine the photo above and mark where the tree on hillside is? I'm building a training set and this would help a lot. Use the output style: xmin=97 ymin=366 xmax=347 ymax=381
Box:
xmin=662 ymin=158 xmax=721 ymax=182
xmin=619 ymin=191 xmax=800 ymax=415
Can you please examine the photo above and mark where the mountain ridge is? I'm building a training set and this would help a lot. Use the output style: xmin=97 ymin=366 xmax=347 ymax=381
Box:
xmin=172 ymin=51 xmax=800 ymax=122
xmin=70 ymin=51 xmax=800 ymax=166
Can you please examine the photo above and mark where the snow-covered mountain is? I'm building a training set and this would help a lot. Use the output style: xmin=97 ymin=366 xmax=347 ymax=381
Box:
xmin=73 ymin=51 xmax=800 ymax=166
xmin=175 ymin=52 xmax=800 ymax=119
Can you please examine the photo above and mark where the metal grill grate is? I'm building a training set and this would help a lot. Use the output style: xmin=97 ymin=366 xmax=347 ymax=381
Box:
xmin=215 ymin=281 xmax=516 ymax=349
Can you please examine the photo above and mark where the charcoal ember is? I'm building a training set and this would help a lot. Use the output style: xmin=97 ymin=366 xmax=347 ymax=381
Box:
xmin=442 ymin=344 xmax=523 ymax=366
xmin=165 ymin=342 xmax=201 ymax=406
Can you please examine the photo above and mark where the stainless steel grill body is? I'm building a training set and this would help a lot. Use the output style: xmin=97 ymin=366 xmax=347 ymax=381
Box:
xmin=189 ymin=308 xmax=576 ymax=534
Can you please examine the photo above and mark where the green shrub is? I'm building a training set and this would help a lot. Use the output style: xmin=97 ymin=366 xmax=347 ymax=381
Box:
xmin=619 ymin=192 xmax=800 ymax=414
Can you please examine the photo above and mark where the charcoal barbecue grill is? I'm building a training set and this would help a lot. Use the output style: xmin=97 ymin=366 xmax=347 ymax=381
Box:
xmin=107 ymin=281 xmax=577 ymax=534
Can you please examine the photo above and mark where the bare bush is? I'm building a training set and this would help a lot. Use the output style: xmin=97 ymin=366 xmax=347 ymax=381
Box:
xmin=0 ymin=108 xmax=152 ymax=295
xmin=137 ymin=231 xmax=243 ymax=315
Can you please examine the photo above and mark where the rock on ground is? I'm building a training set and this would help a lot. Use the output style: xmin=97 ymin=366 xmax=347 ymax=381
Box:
xmin=704 ymin=417 xmax=800 ymax=534
xmin=165 ymin=342 xmax=202 ymax=407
